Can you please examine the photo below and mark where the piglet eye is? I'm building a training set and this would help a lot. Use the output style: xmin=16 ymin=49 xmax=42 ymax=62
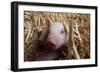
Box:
xmin=61 ymin=30 xmax=64 ymax=33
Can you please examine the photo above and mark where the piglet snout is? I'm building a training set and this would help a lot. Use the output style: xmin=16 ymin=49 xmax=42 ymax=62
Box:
xmin=46 ymin=39 xmax=57 ymax=50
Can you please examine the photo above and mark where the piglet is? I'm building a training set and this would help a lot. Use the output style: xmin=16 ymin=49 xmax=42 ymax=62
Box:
xmin=35 ymin=19 xmax=68 ymax=61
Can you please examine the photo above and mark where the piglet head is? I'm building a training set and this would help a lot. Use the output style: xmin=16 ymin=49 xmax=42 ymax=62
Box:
xmin=38 ymin=19 xmax=68 ymax=51
xmin=46 ymin=21 xmax=68 ymax=50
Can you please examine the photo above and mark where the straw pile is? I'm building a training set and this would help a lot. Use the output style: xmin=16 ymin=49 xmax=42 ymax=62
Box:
xmin=24 ymin=11 xmax=90 ymax=61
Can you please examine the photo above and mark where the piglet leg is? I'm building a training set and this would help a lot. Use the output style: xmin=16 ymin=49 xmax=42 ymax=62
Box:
xmin=35 ymin=51 xmax=59 ymax=61
xmin=38 ymin=18 xmax=50 ymax=45
xmin=38 ymin=27 xmax=49 ymax=43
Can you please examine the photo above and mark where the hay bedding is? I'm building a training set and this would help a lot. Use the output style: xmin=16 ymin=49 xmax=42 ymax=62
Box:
xmin=24 ymin=11 xmax=90 ymax=61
